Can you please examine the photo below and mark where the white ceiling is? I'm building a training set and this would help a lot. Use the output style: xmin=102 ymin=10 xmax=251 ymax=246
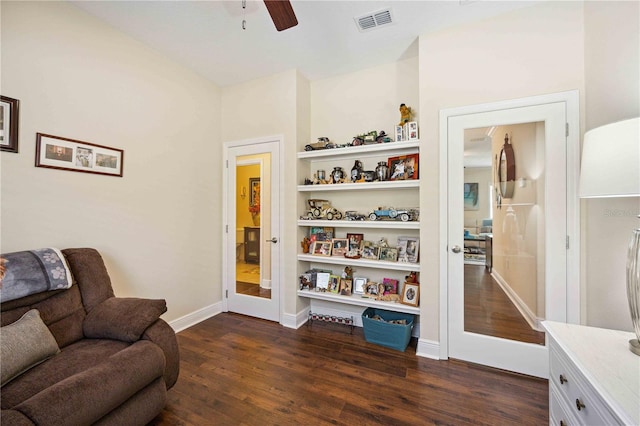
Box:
xmin=71 ymin=0 xmax=539 ymax=88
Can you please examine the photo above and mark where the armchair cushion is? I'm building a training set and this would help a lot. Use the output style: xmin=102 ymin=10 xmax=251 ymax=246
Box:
xmin=83 ymin=297 xmax=167 ymax=343
xmin=1 ymin=310 xmax=60 ymax=386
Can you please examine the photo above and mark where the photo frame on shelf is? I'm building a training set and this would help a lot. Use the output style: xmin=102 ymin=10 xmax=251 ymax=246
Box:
xmin=315 ymin=272 xmax=330 ymax=291
xmin=299 ymin=273 xmax=312 ymax=290
xmin=397 ymin=237 xmax=409 ymax=262
xmin=311 ymin=241 xmax=332 ymax=256
xmin=329 ymin=275 xmax=340 ymax=293
xmin=310 ymin=227 xmax=334 ymax=242
xmin=405 ymin=237 xmax=420 ymax=263
xmin=379 ymin=247 xmax=398 ymax=262
xmin=388 ymin=153 xmax=419 ymax=181
xmin=361 ymin=241 xmax=379 ymax=260
xmin=331 ymin=238 xmax=349 ymax=257
xmin=346 ymin=233 xmax=364 ymax=251
xmin=395 ymin=125 xmax=404 ymax=142
xmin=35 ymin=133 xmax=123 ymax=177
xmin=249 ymin=177 xmax=260 ymax=207
xmin=1 ymin=95 xmax=19 ymax=153
xmin=363 ymin=281 xmax=380 ymax=298
xmin=401 ymin=283 xmax=420 ymax=306
xmin=353 ymin=277 xmax=367 ymax=294
xmin=407 ymin=121 xmax=418 ymax=140
xmin=339 ymin=279 xmax=352 ymax=296
xmin=382 ymin=278 xmax=399 ymax=295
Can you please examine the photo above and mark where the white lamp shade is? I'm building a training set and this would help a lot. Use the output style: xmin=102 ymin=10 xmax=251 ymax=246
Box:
xmin=579 ymin=117 xmax=640 ymax=198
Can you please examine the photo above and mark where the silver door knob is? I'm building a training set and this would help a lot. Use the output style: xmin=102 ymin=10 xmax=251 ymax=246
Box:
xmin=266 ymin=237 xmax=278 ymax=243
xmin=451 ymin=245 xmax=462 ymax=253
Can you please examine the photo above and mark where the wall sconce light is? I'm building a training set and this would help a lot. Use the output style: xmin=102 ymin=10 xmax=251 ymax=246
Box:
xmin=240 ymin=186 xmax=247 ymax=199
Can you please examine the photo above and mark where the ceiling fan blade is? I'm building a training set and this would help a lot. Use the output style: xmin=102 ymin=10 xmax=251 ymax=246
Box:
xmin=263 ymin=0 xmax=298 ymax=32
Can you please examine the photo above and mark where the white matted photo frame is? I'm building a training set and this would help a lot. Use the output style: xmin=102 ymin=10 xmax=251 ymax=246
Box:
xmin=353 ymin=277 xmax=367 ymax=294
xmin=1 ymin=95 xmax=19 ymax=153
xmin=401 ymin=283 xmax=420 ymax=307
xmin=35 ymin=133 xmax=123 ymax=177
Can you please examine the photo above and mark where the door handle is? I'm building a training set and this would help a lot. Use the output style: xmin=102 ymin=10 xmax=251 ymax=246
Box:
xmin=266 ymin=237 xmax=278 ymax=243
xmin=451 ymin=245 xmax=462 ymax=253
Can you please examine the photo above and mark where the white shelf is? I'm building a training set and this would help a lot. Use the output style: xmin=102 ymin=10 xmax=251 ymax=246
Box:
xmin=298 ymin=219 xmax=420 ymax=230
xmin=297 ymin=289 xmax=420 ymax=315
xmin=298 ymin=179 xmax=419 ymax=192
xmin=297 ymin=254 xmax=420 ymax=272
xmin=297 ymin=140 xmax=420 ymax=160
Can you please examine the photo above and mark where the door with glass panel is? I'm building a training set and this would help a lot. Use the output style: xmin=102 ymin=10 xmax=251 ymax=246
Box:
xmin=224 ymin=138 xmax=280 ymax=322
xmin=445 ymin=94 xmax=578 ymax=378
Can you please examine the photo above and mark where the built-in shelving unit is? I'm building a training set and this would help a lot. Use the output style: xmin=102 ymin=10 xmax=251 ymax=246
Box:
xmin=296 ymin=140 xmax=421 ymax=315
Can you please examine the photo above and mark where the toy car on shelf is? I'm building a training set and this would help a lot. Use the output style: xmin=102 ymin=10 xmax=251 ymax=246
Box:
xmin=306 ymin=199 xmax=343 ymax=220
xmin=368 ymin=207 xmax=418 ymax=222
xmin=304 ymin=137 xmax=337 ymax=151
xmin=351 ymin=130 xmax=392 ymax=146
xmin=344 ymin=211 xmax=367 ymax=221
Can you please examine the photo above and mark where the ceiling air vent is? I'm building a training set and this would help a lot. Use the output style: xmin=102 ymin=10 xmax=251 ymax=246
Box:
xmin=355 ymin=8 xmax=394 ymax=32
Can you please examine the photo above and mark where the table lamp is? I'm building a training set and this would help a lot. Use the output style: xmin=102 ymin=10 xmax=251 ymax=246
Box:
xmin=579 ymin=117 xmax=640 ymax=355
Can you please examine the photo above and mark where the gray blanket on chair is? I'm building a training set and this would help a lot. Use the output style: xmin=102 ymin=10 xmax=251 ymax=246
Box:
xmin=0 ymin=248 xmax=73 ymax=303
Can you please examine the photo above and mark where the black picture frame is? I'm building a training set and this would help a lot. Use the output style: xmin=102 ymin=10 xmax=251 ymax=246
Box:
xmin=1 ymin=95 xmax=20 ymax=153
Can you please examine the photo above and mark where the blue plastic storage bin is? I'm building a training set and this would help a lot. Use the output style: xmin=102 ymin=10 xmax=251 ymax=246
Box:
xmin=362 ymin=307 xmax=415 ymax=352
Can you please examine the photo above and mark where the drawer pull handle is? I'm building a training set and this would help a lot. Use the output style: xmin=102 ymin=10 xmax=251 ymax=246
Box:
xmin=560 ymin=421 xmax=567 ymax=426
xmin=559 ymin=374 xmax=567 ymax=384
xmin=576 ymin=398 xmax=586 ymax=411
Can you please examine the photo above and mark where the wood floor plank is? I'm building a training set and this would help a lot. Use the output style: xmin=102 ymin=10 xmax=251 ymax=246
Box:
xmin=149 ymin=313 xmax=548 ymax=425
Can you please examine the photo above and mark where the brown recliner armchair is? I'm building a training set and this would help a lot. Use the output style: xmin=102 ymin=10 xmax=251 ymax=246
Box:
xmin=0 ymin=248 xmax=179 ymax=426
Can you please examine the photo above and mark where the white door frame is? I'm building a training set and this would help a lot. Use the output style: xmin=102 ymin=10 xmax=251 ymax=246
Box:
xmin=438 ymin=90 xmax=581 ymax=362
xmin=222 ymin=135 xmax=285 ymax=324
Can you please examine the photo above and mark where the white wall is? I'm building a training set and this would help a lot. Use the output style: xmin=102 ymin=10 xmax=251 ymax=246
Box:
xmin=221 ymin=70 xmax=309 ymax=316
xmin=583 ymin=1 xmax=640 ymax=330
xmin=418 ymin=1 xmax=585 ymax=340
xmin=0 ymin=1 xmax=222 ymax=322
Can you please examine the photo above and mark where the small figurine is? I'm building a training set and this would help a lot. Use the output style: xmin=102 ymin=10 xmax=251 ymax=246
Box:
xmin=377 ymin=237 xmax=389 ymax=248
xmin=405 ymin=271 xmax=418 ymax=283
xmin=399 ymin=103 xmax=412 ymax=126
xmin=301 ymin=237 xmax=310 ymax=254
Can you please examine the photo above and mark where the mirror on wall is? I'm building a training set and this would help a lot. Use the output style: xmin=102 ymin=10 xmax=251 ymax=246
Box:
xmin=463 ymin=123 xmax=544 ymax=345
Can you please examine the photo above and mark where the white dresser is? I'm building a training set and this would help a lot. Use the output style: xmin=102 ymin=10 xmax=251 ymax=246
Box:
xmin=543 ymin=321 xmax=640 ymax=426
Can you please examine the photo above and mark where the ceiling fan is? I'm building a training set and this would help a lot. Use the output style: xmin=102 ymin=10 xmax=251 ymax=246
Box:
xmin=263 ymin=0 xmax=298 ymax=31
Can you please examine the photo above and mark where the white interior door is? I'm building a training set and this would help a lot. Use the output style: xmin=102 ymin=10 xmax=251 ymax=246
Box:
xmin=443 ymin=93 xmax=578 ymax=378
xmin=224 ymin=137 xmax=281 ymax=322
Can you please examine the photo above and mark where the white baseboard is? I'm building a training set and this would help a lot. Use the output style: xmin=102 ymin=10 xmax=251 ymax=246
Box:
xmin=491 ymin=270 xmax=543 ymax=331
xmin=416 ymin=338 xmax=441 ymax=359
xmin=281 ymin=307 xmax=310 ymax=329
xmin=168 ymin=302 xmax=223 ymax=333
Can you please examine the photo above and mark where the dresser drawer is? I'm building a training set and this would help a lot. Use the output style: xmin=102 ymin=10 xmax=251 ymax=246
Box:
xmin=550 ymin=383 xmax=579 ymax=426
xmin=549 ymin=342 xmax=620 ymax=425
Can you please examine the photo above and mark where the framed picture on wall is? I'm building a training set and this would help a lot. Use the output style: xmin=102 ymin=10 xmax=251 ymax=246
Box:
xmin=249 ymin=177 xmax=260 ymax=206
xmin=35 ymin=133 xmax=123 ymax=177
xmin=0 ymin=95 xmax=19 ymax=153
xmin=464 ymin=182 xmax=479 ymax=210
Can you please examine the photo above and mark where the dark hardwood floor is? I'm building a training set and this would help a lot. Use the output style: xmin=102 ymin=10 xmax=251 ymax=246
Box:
xmin=150 ymin=313 xmax=548 ymax=425
xmin=464 ymin=264 xmax=546 ymax=345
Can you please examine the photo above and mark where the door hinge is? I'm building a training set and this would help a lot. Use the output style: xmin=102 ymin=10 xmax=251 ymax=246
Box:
xmin=225 ymin=289 xmax=228 ymax=298
xmin=566 ymin=235 xmax=570 ymax=249
xmin=226 ymin=160 xmax=229 ymax=168
xmin=225 ymin=224 xmax=228 ymax=233
xmin=566 ymin=123 xmax=569 ymax=137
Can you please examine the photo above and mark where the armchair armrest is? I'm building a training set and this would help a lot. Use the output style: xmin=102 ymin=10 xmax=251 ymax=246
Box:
xmin=83 ymin=297 xmax=166 ymax=343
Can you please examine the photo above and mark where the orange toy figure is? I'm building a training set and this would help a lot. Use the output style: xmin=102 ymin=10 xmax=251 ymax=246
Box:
xmin=398 ymin=103 xmax=412 ymax=126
